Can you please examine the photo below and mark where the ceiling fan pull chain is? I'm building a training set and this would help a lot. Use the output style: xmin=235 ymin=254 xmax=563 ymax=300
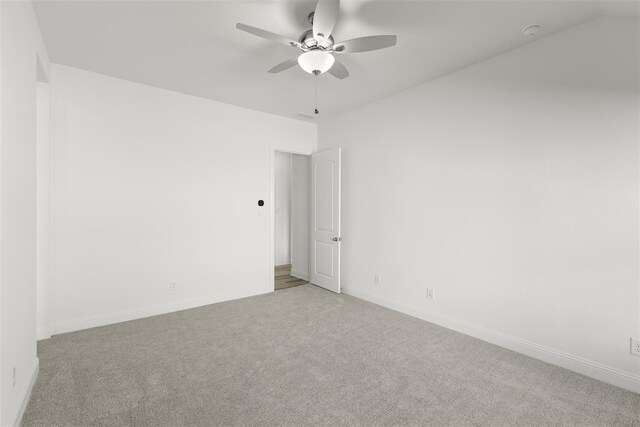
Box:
xmin=314 ymin=73 xmax=319 ymax=115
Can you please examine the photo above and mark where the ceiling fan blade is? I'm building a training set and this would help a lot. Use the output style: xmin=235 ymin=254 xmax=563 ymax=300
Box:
xmin=328 ymin=58 xmax=349 ymax=79
xmin=236 ymin=23 xmax=301 ymax=48
xmin=313 ymin=0 xmax=340 ymax=41
xmin=268 ymin=58 xmax=299 ymax=74
xmin=334 ymin=35 xmax=397 ymax=53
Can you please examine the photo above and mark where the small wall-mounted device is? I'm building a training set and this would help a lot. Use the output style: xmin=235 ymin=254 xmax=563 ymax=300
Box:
xmin=258 ymin=200 xmax=264 ymax=206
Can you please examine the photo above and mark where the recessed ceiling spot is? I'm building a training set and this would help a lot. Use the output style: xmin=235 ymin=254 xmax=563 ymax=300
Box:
xmin=523 ymin=24 xmax=541 ymax=37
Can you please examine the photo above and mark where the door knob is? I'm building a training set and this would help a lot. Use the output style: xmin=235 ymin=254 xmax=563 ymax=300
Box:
xmin=332 ymin=237 xmax=342 ymax=242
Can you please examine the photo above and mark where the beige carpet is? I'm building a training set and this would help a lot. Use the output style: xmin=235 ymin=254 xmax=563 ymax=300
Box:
xmin=23 ymin=285 xmax=640 ymax=426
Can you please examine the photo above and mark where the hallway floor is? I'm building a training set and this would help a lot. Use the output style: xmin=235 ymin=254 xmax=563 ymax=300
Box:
xmin=275 ymin=264 xmax=307 ymax=290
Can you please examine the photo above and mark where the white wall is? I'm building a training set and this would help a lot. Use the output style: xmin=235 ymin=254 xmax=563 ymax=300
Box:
xmin=36 ymin=82 xmax=51 ymax=341
xmin=0 ymin=1 xmax=50 ymax=425
xmin=50 ymin=64 xmax=316 ymax=334
xmin=274 ymin=152 xmax=291 ymax=266
xmin=318 ymin=16 xmax=640 ymax=392
xmin=291 ymin=154 xmax=310 ymax=279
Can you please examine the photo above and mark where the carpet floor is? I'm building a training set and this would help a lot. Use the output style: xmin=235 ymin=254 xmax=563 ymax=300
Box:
xmin=23 ymin=285 xmax=640 ymax=426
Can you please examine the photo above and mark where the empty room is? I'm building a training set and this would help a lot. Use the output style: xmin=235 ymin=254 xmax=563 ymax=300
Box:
xmin=0 ymin=0 xmax=639 ymax=425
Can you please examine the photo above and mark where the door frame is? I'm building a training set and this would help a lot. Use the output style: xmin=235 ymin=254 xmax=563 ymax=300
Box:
xmin=268 ymin=144 xmax=314 ymax=293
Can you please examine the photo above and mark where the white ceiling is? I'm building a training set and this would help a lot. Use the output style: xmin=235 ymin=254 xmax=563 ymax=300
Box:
xmin=33 ymin=0 xmax=639 ymax=122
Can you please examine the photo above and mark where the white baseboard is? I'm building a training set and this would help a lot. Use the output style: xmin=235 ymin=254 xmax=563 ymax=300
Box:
xmin=290 ymin=269 xmax=309 ymax=281
xmin=11 ymin=357 xmax=39 ymax=427
xmin=37 ymin=326 xmax=51 ymax=341
xmin=342 ymin=285 xmax=640 ymax=394
xmin=53 ymin=287 xmax=269 ymax=335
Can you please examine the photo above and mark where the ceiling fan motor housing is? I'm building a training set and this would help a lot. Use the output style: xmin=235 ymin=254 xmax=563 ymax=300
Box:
xmin=299 ymin=29 xmax=334 ymax=50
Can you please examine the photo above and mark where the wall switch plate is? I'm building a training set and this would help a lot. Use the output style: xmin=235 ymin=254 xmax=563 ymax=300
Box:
xmin=631 ymin=338 xmax=640 ymax=356
xmin=426 ymin=288 xmax=434 ymax=300
xmin=170 ymin=282 xmax=177 ymax=291
xmin=374 ymin=274 xmax=381 ymax=285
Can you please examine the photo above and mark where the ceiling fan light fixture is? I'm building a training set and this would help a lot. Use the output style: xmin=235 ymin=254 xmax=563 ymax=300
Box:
xmin=298 ymin=51 xmax=335 ymax=75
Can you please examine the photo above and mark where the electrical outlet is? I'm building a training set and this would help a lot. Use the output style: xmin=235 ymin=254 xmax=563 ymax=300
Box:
xmin=631 ymin=338 xmax=640 ymax=356
xmin=12 ymin=367 xmax=16 ymax=389
xmin=170 ymin=282 xmax=177 ymax=291
xmin=426 ymin=288 xmax=434 ymax=300
xmin=374 ymin=274 xmax=381 ymax=286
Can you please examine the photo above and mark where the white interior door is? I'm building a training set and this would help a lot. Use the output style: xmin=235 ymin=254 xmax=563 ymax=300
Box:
xmin=310 ymin=148 xmax=341 ymax=293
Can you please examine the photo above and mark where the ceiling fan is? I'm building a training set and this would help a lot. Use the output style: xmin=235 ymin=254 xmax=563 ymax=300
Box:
xmin=236 ymin=0 xmax=397 ymax=79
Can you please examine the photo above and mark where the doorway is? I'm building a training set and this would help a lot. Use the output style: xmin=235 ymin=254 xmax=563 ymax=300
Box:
xmin=273 ymin=151 xmax=311 ymax=290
